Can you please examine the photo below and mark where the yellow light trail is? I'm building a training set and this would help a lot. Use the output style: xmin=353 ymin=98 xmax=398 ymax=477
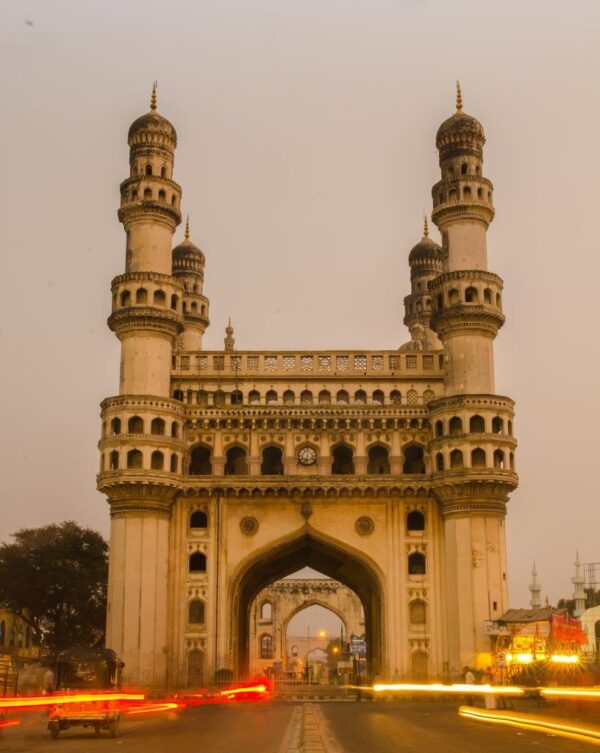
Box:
xmin=459 ymin=706 xmax=600 ymax=746
xmin=126 ymin=702 xmax=180 ymax=715
xmin=542 ymin=687 xmax=600 ymax=699
xmin=219 ymin=684 xmax=268 ymax=697
xmin=370 ymin=683 xmax=524 ymax=696
xmin=0 ymin=693 xmax=144 ymax=710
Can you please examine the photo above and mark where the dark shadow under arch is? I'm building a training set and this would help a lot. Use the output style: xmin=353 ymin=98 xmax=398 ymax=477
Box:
xmin=229 ymin=527 xmax=385 ymax=676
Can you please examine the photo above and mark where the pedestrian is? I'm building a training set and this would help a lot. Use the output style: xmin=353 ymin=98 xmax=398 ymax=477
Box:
xmin=43 ymin=665 xmax=55 ymax=695
xmin=463 ymin=666 xmax=475 ymax=706
xmin=482 ymin=666 xmax=496 ymax=709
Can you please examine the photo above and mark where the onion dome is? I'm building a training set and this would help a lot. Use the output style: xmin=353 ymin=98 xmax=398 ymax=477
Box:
xmin=127 ymin=82 xmax=177 ymax=146
xmin=435 ymin=82 xmax=484 ymax=155
xmin=409 ymin=217 xmax=443 ymax=263
xmin=172 ymin=217 xmax=205 ymax=274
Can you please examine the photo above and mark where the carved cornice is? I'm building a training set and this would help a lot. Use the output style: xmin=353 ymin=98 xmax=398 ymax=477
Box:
xmin=430 ymin=305 xmax=504 ymax=337
xmin=428 ymin=394 xmax=515 ymax=414
xmin=429 ymin=270 xmax=504 ymax=289
xmin=429 ymin=434 xmax=518 ymax=449
xmin=431 ymin=470 xmax=518 ymax=513
xmin=118 ymin=204 xmax=181 ymax=230
xmin=108 ymin=307 xmax=183 ymax=338
xmin=431 ymin=202 xmax=494 ymax=228
xmin=97 ymin=470 xmax=181 ymax=504
xmin=99 ymin=434 xmax=184 ymax=451
xmin=111 ymin=271 xmax=183 ymax=291
xmin=101 ymin=394 xmax=186 ymax=415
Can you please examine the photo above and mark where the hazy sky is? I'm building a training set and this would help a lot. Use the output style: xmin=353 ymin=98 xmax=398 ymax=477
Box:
xmin=1 ymin=0 xmax=598 ymax=613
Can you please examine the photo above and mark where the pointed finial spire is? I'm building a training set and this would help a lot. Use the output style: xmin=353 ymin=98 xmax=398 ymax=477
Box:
xmin=150 ymin=81 xmax=158 ymax=111
xmin=423 ymin=213 xmax=429 ymax=238
xmin=456 ymin=80 xmax=463 ymax=112
xmin=185 ymin=215 xmax=190 ymax=241
xmin=224 ymin=318 xmax=235 ymax=351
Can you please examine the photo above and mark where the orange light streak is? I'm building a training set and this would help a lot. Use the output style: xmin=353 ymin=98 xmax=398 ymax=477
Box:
xmin=219 ymin=684 xmax=268 ymax=697
xmin=459 ymin=706 xmax=600 ymax=746
xmin=126 ymin=702 xmax=181 ymax=715
xmin=0 ymin=719 xmax=21 ymax=729
xmin=370 ymin=683 xmax=524 ymax=695
xmin=542 ymin=687 xmax=600 ymax=699
xmin=0 ymin=692 xmax=144 ymax=710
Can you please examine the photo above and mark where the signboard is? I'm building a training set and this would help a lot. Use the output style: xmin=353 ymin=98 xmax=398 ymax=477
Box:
xmin=551 ymin=614 xmax=586 ymax=644
xmin=337 ymin=661 xmax=353 ymax=670
xmin=350 ymin=636 xmax=367 ymax=655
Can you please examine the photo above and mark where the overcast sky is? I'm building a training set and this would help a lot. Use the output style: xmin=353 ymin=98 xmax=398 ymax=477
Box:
xmin=0 ymin=0 xmax=598 ymax=615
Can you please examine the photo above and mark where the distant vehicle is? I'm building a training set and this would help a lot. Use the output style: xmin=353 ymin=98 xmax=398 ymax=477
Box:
xmin=47 ymin=648 xmax=124 ymax=739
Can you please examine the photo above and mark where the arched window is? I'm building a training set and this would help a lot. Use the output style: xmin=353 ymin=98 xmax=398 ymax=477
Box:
xmin=143 ymin=188 xmax=152 ymax=199
xmin=477 ymin=187 xmax=484 ymax=200
xmin=448 ymin=288 xmax=460 ymax=305
xmin=390 ymin=390 xmax=401 ymax=405
xmin=508 ymin=420 xmax=513 ymax=436
xmin=448 ymin=416 xmax=463 ymax=435
xmin=484 ymin=288 xmax=492 ymax=304
xmin=136 ymin=288 xmax=148 ymax=304
xmin=130 ymin=189 xmax=138 ymax=201
xmin=214 ymin=391 xmax=226 ymax=406
xmin=283 ymin=390 xmax=295 ymax=405
xmin=170 ymin=294 xmax=179 ymax=310
xmin=189 ymin=600 xmax=205 ymax=624
xmin=469 ymin=415 xmax=485 ymax=433
xmin=435 ymin=452 xmax=444 ymax=471
xmin=318 ymin=390 xmax=331 ymax=405
xmin=266 ymin=390 xmax=278 ymax=405
xmin=151 ymin=417 xmax=165 ymax=435
xmin=463 ymin=186 xmax=472 ymax=200
xmin=145 ymin=164 xmax=152 ymax=176
xmin=111 ymin=417 xmax=121 ymax=435
xmin=109 ymin=450 xmax=119 ymax=470
xmin=187 ymin=649 xmax=204 ymax=686
xmin=471 ymin=448 xmax=486 ymax=468
xmin=448 ymin=188 xmax=458 ymax=202
xmin=120 ymin=290 xmax=131 ymax=307
xmin=160 ymin=166 xmax=167 ymax=178
xmin=170 ymin=453 xmax=178 ymax=473
xmin=367 ymin=445 xmax=390 ymax=474
xmin=407 ymin=510 xmax=425 ymax=532
xmin=509 ymin=452 xmax=515 ymax=470
xmin=249 ymin=390 xmax=261 ymax=405
xmin=494 ymin=449 xmax=505 ymax=469
xmin=171 ymin=422 xmax=179 ymax=438
xmin=158 ymin=189 xmax=166 ymax=202
xmin=231 ymin=390 xmax=243 ymax=405
xmin=260 ymin=602 xmax=272 ymax=621
xmin=465 ymin=286 xmax=478 ymax=303
xmin=411 ymin=650 xmax=428 ymax=679
xmin=403 ymin=445 xmax=425 ymax=474
xmin=190 ymin=302 xmax=197 ymax=312
xmin=190 ymin=510 xmax=208 ymax=529
xmin=373 ymin=390 xmax=385 ymax=405
xmin=300 ymin=390 xmax=313 ymax=405
xmin=408 ymin=552 xmax=426 ymax=575
xmin=173 ymin=389 xmax=184 ymax=401
xmin=496 ymin=292 xmax=502 ymax=306
xmin=423 ymin=389 xmax=435 ymax=404
xmin=260 ymin=634 xmax=273 ymax=659
xmin=450 ymin=449 xmax=464 ymax=469
xmin=127 ymin=449 xmax=143 ymax=469
xmin=435 ymin=420 xmax=444 ymax=438
xmin=128 ymin=416 xmax=144 ymax=434
xmin=0 ymin=620 xmax=5 ymax=647
xmin=406 ymin=389 xmax=418 ymax=405
xmin=332 ymin=445 xmax=354 ymax=474
xmin=190 ymin=446 xmax=212 ymax=475
xmin=151 ymin=450 xmax=164 ymax=470
xmin=492 ymin=416 xmax=504 ymax=434
xmin=336 ymin=390 xmax=349 ymax=405
xmin=461 ymin=162 xmax=468 ymax=175
xmin=225 ymin=446 xmax=248 ymax=475
xmin=409 ymin=600 xmax=427 ymax=624
xmin=189 ymin=552 xmax=206 ymax=573
xmin=354 ymin=390 xmax=367 ymax=405
xmin=261 ymin=446 xmax=283 ymax=475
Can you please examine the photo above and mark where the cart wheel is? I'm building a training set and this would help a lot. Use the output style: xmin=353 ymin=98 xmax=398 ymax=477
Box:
xmin=109 ymin=719 xmax=119 ymax=738
xmin=49 ymin=722 xmax=60 ymax=739
xmin=94 ymin=723 xmax=101 ymax=736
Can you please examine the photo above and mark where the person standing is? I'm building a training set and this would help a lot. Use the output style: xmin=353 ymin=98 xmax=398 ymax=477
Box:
xmin=482 ymin=666 xmax=496 ymax=709
xmin=463 ymin=666 xmax=475 ymax=706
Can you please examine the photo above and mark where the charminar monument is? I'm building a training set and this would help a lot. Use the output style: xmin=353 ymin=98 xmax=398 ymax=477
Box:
xmin=97 ymin=83 xmax=518 ymax=687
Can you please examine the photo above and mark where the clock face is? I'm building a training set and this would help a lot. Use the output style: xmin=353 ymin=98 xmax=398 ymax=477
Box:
xmin=298 ymin=446 xmax=317 ymax=466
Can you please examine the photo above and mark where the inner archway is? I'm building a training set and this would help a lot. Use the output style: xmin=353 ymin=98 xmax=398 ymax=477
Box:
xmin=230 ymin=528 xmax=385 ymax=677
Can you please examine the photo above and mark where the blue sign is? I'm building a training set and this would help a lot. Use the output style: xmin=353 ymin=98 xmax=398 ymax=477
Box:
xmin=350 ymin=635 xmax=367 ymax=655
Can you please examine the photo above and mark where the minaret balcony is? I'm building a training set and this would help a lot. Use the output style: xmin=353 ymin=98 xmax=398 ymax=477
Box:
xmin=429 ymin=270 xmax=504 ymax=336
xmin=108 ymin=305 xmax=183 ymax=339
xmin=111 ymin=272 xmax=184 ymax=315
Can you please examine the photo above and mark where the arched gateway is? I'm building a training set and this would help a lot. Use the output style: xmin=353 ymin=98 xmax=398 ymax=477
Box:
xmin=98 ymin=84 xmax=518 ymax=688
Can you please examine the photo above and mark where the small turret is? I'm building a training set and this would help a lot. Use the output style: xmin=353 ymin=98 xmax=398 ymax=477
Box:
xmin=572 ymin=551 xmax=586 ymax=618
xmin=172 ymin=217 xmax=210 ymax=350
xmin=401 ymin=216 xmax=443 ymax=351
xmin=224 ymin=318 xmax=235 ymax=351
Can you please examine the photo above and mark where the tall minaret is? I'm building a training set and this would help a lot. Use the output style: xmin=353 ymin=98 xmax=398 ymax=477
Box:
xmin=429 ymin=84 xmax=518 ymax=671
xmin=98 ymin=85 xmax=185 ymax=687
xmin=529 ymin=562 xmax=542 ymax=609
xmin=401 ymin=216 xmax=443 ymax=350
xmin=572 ymin=552 xmax=586 ymax=618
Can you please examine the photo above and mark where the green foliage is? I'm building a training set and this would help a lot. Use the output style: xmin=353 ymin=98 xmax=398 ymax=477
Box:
xmin=0 ymin=521 xmax=108 ymax=649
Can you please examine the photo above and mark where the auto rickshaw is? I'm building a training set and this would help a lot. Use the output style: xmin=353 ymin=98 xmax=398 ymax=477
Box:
xmin=48 ymin=648 xmax=124 ymax=739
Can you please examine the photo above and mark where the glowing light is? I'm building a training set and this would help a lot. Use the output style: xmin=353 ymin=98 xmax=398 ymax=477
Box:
xmin=542 ymin=687 xmax=600 ymax=699
xmin=219 ymin=684 xmax=268 ymax=697
xmin=318 ymin=631 xmax=327 ymax=638
xmin=515 ymin=653 xmax=533 ymax=664
xmin=370 ymin=683 xmax=524 ymax=696
xmin=506 ymin=653 xmax=513 ymax=662
xmin=0 ymin=719 xmax=21 ymax=729
xmin=0 ymin=693 xmax=144 ymax=710
xmin=126 ymin=702 xmax=180 ymax=715
xmin=459 ymin=706 xmax=600 ymax=746
xmin=550 ymin=654 xmax=579 ymax=664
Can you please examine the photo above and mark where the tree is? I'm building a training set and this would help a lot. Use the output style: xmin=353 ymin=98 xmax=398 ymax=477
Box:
xmin=0 ymin=521 xmax=108 ymax=649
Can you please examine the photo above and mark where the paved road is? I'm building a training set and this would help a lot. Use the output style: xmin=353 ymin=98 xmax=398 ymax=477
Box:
xmin=1 ymin=701 xmax=594 ymax=752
